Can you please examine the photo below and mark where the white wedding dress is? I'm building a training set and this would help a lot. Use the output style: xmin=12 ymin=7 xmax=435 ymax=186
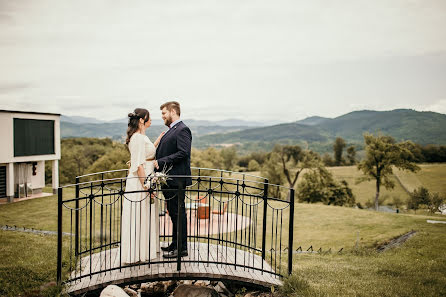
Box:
xmin=121 ymin=133 xmax=160 ymax=264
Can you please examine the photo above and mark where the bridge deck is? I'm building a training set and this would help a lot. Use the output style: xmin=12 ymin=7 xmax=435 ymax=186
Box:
xmin=66 ymin=242 xmax=282 ymax=295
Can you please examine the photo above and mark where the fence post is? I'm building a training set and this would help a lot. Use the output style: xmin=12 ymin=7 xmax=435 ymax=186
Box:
xmin=177 ymin=180 xmax=184 ymax=271
xmin=288 ymin=188 xmax=295 ymax=275
xmin=57 ymin=187 xmax=63 ymax=284
xmin=75 ymin=177 xmax=79 ymax=256
xmin=261 ymin=179 xmax=268 ymax=262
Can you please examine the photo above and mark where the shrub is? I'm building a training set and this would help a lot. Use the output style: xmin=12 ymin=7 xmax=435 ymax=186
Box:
xmin=247 ymin=159 xmax=260 ymax=171
xmin=297 ymin=169 xmax=356 ymax=207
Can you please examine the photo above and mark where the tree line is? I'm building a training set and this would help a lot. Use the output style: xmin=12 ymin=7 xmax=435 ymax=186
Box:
xmin=322 ymin=137 xmax=446 ymax=166
xmin=48 ymin=135 xmax=445 ymax=212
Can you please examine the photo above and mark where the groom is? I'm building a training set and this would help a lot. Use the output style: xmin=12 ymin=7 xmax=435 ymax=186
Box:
xmin=154 ymin=101 xmax=192 ymax=258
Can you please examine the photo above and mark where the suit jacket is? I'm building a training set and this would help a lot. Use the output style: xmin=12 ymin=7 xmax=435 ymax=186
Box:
xmin=155 ymin=121 xmax=192 ymax=187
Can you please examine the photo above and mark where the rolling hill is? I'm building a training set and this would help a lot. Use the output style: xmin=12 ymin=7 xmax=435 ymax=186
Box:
xmin=61 ymin=109 xmax=446 ymax=152
xmin=318 ymin=109 xmax=446 ymax=143
xmin=196 ymin=109 xmax=446 ymax=150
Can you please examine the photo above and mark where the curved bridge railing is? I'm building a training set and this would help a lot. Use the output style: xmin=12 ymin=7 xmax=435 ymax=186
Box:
xmin=56 ymin=167 xmax=295 ymax=292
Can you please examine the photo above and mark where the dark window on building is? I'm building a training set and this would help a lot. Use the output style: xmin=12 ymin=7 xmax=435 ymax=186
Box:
xmin=14 ymin=119 xmax=55 ymax=156
xmin=0 ymin=166 xmax=6 ymax=198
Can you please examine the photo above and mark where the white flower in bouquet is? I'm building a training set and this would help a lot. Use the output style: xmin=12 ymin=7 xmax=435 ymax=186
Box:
xmin=144 ymin=164 xmax=172 ymax=203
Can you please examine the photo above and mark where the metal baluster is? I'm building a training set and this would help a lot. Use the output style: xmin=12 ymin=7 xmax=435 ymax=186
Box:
xmin=101 ymin=174 xmax=104 ymax=255
xmin=279 ymin=209 xmax=283 ymax=276
xmin=261 ymin=179 xmax=268 ymax=273
xmin=119 ymin=179 xmax=123 ymax=271
xmin=57 ymin=187 xmax=63 ymax=284
xmin=75 ymin=177 xmax=79 ymax=256
xmin=177 ymin=181 xmax=185 ymax=271
xmin=234 ymin=180 xmax=239 ymax=269
xmin=89 ymin=183 xmax=93 ymax=278
xmin=288 ymin=188 xmax=295 ymax=275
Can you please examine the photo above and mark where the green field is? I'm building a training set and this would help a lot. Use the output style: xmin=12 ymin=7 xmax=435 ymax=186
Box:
xmin=252 ymin=163 xmax=446 ymax=207
xmin=327 ymin=166 xmax=410 ymax=206
xmin=403 ymin=163 xmax=446 ymax=194
xmin=0 ymin=165 xmax=445 ymax=296
xmin=328 ymin=164 xmax=446 ymax=206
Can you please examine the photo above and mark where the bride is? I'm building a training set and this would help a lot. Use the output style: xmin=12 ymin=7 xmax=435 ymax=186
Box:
xmin=121 ymin=108 xmax=164 ymax=264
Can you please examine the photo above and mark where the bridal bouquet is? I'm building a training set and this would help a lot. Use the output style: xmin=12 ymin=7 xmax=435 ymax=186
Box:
xmin=144 ymin=164 xmax=172 ymax=204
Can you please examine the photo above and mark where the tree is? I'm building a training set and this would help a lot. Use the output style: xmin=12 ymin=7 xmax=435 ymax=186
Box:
xmin=407 ymin=186 xmax=430 ymax=213
xmin=261 ymin=152 xmax=285 ymax=198
xmin=247 ymin=159 xmax=260 ymax=171
xmin=407 ymin=187 xmax=445 ymax=214
xmin=329 ymin=180 xmax=356 ymax=206
xmin=421 ymin=144 xmax=446 ymax=163
xmin=191 ymin=147 xmax=224 ymax=177
xmin=87 ymin=146 xmax=130 ymax=179
xmin=400 ymin=141 xmax=424 ymax=163
xmin=220 ymin=147 xmax=237 ymax=171
xmin=392 ymin=196 xmax=403 ymax=210
xmin=297 ymin=168 xmax=355 ymax=206
xmin=346 ymin=146 xmax=357 ymax=165
xmin=322 ymin=153 xmax=335 ymax=166
xmin=60 ymin=146 xmax=90 ymax=184
xmin=273 ymin=144 xmax=321 ymax=190
xmin=237 ymin=151 xmax=267 ymax=168
xmin=428 ymin=192 xmax=445 ymax=214
xmin=56 ymin=138 xmax=121 ymax=184
xmin=333 ymin=137 xmax=346 ymax=166
xmin=357 ymin=133 xmax=420 ymax=210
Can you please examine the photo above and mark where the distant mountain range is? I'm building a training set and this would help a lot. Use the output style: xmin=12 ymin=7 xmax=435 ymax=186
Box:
xmin=61 ymin=109 xmax=446 ymax=152
xmin=61 ymin=115 xmax=104 ymax=124
xmin=296 ymin=116 xmax=331 ymax=126
xmin=62 ymin=115 xmax=272 ymax=127
xmin=195 ymin=109 xmax=446 ymax=151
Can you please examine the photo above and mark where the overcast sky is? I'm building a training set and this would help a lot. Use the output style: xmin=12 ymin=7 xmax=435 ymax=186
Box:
xmin=1 ymin=0 xmax=445 ymax=122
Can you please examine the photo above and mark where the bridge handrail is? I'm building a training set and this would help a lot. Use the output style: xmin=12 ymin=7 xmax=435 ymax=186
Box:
xmin=76 ymin=167 xmax=267 ymax=181
xmin=62 ymin=174 xmax=292 ymax=191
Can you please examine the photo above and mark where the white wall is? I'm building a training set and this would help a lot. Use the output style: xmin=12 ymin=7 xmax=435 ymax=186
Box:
xmin=29 ymin=161 xmax=45 ymax=189
xmin=0 ymin=113 xmax=13 ymax=163
xmin=0 ymin=111 xmax=61 ymax=163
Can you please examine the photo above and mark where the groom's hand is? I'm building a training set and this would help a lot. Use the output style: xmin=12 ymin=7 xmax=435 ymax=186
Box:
xmin=153 ymin=160 xmax=159 ymax=170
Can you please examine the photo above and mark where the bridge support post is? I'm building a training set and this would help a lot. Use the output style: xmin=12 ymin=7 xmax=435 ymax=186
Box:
xmin=57 ymin=187 xmax=63 ymax=284
xmin=75 ymin=177 xmax=79 ymax=256
xmin=177 ymin=181 xmax=185 ymax=271
xmin=288 ymin=188 xmax=295 ymax=275
xmin=261 ymin=179 xmax=268 ymax=263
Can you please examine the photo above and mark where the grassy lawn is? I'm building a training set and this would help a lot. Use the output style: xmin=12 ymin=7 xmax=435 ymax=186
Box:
xmin=1 ymin=169 xmax=445 ymax=296
xmin=327 ymin=166 xmax=411 ymax=206
xmin=0 ymin=230 xmax=63 ymax=296
xmin=396 ymin=163 xmax=446 ymax=195
xmin=251 ymin=163 xmax=446 ymax=206
xmin=285 ymin=219 xmax=446 ymax=297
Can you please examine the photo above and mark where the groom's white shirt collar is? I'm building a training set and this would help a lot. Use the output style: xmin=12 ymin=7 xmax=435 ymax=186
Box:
xmin=169 ymin=119 xmax=182 ymax=129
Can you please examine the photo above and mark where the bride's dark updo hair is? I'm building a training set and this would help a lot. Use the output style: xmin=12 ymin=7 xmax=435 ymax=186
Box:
xmin=126 ymin=108 xmax=149 ymax=145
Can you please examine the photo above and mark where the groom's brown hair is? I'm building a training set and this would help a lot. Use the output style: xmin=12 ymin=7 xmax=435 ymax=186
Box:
xmin=160 ymin=101 xmax=181 ymax=116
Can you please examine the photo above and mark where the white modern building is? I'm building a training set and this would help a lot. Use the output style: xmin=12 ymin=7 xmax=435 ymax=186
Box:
xmin=0 ymin=110 xmax=61 ymax=202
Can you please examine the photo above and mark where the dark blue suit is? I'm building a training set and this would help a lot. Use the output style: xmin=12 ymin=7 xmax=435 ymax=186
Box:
xmin=155 ymin=120 xmax=192 ymax=250
xmin=155 ymin=121 xmax=192 ymax=186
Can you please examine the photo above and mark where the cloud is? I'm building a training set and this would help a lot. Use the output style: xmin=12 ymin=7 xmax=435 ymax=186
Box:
xmin=419 ymin=99 xmax=446 ymax=114
xmin=0 ymin=82 xmax=32 ymax=94
xmin=1 ymin=1 xmax=446 ymax=122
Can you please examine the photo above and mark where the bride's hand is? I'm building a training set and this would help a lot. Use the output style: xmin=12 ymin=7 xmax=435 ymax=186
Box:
xmin=154 ymin=131 xmax=166 ymax=147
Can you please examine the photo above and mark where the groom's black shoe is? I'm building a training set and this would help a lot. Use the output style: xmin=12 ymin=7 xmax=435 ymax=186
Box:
xmin=161 ymin=244 xmax=175 ymax=252
xmin=163 ymin=249 xmax=188 ymax=259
